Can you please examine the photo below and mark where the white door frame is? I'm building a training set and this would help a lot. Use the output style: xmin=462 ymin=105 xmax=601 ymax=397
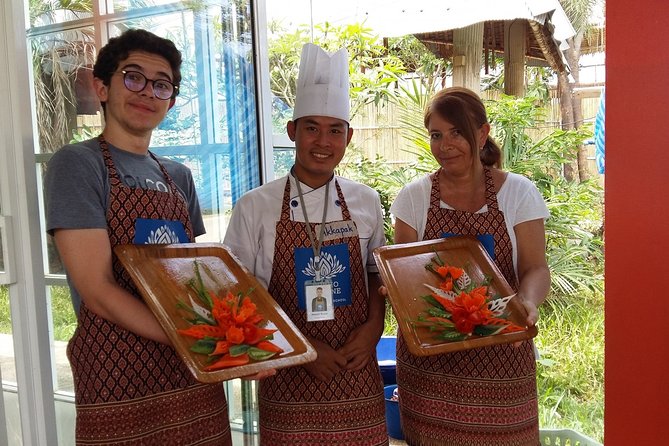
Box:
xmin=0 ymin=0 xmax=59 ymax=444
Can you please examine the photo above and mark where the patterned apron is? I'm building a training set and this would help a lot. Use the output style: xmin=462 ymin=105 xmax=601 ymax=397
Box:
xmin=258 ymin=178 xmax=388 ymax=446
xmin=66 ymin=136 xmax=231 ymax=445
xmin=396 ymin=167 xmax=539 ymax=446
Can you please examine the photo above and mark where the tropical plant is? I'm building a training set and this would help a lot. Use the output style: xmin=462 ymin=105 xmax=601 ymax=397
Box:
xmin=337 ymin=150 xmax=398 ymax=242
xmin=28 ymin=0 xmax=92 ymax=26
xmin=69 ymin=124 xmax=99 ymax=143
xmin=536 ymin=290 xmax=604 ymax=442
xmin=557 ymin=0 xmax=605 ymax=182
xmin=0 ymin=285 xmax=76 ymax=341
xmin=342 ymin=82 xmax=603 ymax=297
xmin=385 ymin=35 xmax=443 ymax=76
xmin=486 ymin=95 xmax=603 ymax=296
xmin=267 ymin=21 xmax=406 ymax=134
xmin=395 ymin=79 xmax=437 ymax=152
xmin=29 ymin=0 xmax=95 ymax=153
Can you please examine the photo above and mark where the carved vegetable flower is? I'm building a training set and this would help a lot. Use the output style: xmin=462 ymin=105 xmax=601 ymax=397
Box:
xmin=177 ymin=261 xmax=283 ymax=370
xmin=416 ymin=251 xmax=525 ymax=341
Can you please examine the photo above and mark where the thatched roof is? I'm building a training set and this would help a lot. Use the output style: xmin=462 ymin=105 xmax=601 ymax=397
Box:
xmin=269 ymin=0 xmax=592 ymax=73
xmin=413 ymin=19 xmax=604 ymax=75
xmin=335 ymin=0 xmax=577 ymax=73
xmin=413 ymin=19 xmax=568 ymax=73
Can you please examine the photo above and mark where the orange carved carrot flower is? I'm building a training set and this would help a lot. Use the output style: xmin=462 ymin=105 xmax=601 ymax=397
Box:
xmin=416 ymin=251 xmax=524 ymax=341
xmin=176 ymin=261 xmax=283 ymax=371
xmin=439 ymin=290 xmax=494 ymax=335
xmin=439 ymin=279 xmax=454 ymax=292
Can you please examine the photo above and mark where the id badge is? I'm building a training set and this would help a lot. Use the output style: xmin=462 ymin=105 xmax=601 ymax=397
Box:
xmin=295 ymin=244 xmax=352 ymax=310
xmin=305 ymin=279 xmax=334 ymax=322
xmin=134 ymin=218 xmax=189 ymax=244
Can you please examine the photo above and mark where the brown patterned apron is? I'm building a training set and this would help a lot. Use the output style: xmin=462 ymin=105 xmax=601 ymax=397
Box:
xmin=258 ymin=178 xmax=388 ymax=446
xmin=66 ymin=135 xmax=231 ymax=445
xmin=397 ymin=167 xmax=539 ymax=446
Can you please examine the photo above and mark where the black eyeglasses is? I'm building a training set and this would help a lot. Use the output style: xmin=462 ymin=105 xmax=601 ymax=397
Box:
xmin=117 ymin=70 xmax=179 ymax=100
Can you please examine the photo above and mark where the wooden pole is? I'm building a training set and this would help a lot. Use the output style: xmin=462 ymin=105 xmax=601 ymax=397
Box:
xmin=504 ymin=19 xmax=526 ymax=96
xmin=452 ymin=22 xmax=484 ymax=93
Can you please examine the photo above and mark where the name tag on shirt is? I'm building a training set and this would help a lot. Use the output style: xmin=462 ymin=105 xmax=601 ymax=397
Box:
xmin=294 ymin=243 xmax=352 ymax=311
xmin=315 ymin=221 xmax=359 ymax=242
xmin=134 ymin=218 xmax=189 ymax=244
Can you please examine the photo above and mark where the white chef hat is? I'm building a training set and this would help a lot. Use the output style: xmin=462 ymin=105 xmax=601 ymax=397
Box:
xmin=293 ymin=43 xmax=350 ymax=123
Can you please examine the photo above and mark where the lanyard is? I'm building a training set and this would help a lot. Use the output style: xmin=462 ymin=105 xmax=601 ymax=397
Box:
xmin=293 ymin=172 xmax=331 ymax=281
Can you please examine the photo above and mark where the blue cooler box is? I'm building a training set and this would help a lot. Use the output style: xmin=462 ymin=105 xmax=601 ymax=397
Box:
xmin=376 ymin=336 xmax=397 ymax=385
xmin=384 ymin=384 xmax=403 ymax=440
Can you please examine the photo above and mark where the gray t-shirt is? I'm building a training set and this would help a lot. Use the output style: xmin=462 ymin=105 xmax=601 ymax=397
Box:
xmin=44 ymin=137 xmax=206 ymax=312
xmin=45 ymin=138 xmax=205 ymax=235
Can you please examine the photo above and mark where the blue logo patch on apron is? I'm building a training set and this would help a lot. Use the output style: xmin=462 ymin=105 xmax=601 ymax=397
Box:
xmin=134 ymin=218 xmax=189 ymax=244
xmin=441 ymin=232 xmax=495 ymax=260
xmin=295 ymin=243 xmax=352 ymax=310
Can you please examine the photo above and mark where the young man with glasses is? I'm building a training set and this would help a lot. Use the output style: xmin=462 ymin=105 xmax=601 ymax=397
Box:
xmin=44 ymin=29 xmax=232 ymax=445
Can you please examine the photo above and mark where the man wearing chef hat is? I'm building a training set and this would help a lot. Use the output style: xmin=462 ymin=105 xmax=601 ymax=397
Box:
xmin=224 ymin=43 xmax=388 ymax=444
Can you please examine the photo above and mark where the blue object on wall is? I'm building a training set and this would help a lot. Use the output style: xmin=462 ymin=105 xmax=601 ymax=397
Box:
xmin=594 ymin=89 xmax=605 ymax=174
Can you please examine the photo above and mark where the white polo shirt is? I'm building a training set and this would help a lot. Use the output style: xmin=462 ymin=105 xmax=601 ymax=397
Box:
xmin=224 ymin=173 xmax=386 ymax=288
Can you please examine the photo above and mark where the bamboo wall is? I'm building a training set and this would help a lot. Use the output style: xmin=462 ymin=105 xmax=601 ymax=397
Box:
xmin=349 ymin=89 xmax=604 ymax=179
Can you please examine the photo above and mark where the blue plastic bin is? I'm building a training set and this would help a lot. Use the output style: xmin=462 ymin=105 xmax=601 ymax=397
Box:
xmin=376 ymin=336 xmax=397 ymax=385
xmin=384 ymin=385 xmax=403 ymax=440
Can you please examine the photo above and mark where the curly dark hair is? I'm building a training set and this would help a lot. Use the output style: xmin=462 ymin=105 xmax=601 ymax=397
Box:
xmin=424 ymin=87 xmax=502 ymax=168
xmin=93 ymin=28 xmax=182 ymax=99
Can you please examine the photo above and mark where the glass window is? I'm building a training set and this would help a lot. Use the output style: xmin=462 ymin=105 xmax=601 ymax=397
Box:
xmin=0 ymin=200 xmax=4 ymax=275
xmin=0 ymin=229 xmax=4 ymax=274
xmin=48 ymin=286 xmax=75 ymax=394
xmin=1 ymin=284 xmax=22 ymax=445
xmin=3 ymin=389 xmax=23 ymax=445
xmin=107 ymin=12 xmax=203 ymax=147
xmin=110 ymin=0 xmax=182 ymax=14
xmin=0 ymin=286 xmax=14 ymax=374
xmin=227 ymin=379 xmax=259 ymax=444
xmin=29 ymin=4 xmax=93 ymax=29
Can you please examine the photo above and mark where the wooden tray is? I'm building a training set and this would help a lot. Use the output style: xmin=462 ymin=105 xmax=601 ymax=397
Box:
xmin=374 ymin=236 xmax=537 ymax=356
xmin=114 ymin=243 xmax=316 ymax=383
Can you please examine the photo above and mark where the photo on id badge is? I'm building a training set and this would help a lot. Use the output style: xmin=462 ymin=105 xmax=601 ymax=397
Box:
xmin=305 ymin=280 xmax=334 ymax=321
